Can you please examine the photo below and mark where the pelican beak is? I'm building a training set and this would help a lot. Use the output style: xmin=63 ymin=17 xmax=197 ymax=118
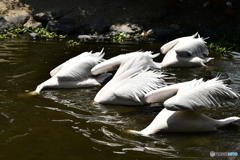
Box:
xmin=91 ymin=101 xmax=99 ymax=105
xmin=19 ymin=91 xmax=39 ymax=97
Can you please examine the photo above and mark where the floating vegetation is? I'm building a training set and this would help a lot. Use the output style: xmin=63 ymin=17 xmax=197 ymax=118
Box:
xmin=66 ymin=40 xmax=81 ymax=47
xmin=0 ymin=27 xmax=67 ymax=39
xmin=110 ymin=32 xmax=130 ymax=42
xmin=1 ymin=27 xmax=240 ymax=54
xmin=89 ymin=29 xmax=99 ymax=36
xmin=207 ymin=43 xmax=228 ymax=55
xmin=207 ymin=35 xmax=240 ymax=56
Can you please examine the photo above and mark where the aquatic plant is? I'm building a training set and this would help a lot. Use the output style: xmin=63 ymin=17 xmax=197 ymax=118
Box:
xmin=66 ymin=40 xmax=81 ymax=47
xmin=110 ymin=32 xmax=129 ymax=42
xmin=207 ymin=35 xmax=240 ymax=56
xmin=89 ymin=29 xmax=99 ymax=36
xmin=0 ymin=27 xmax=67 ymax=39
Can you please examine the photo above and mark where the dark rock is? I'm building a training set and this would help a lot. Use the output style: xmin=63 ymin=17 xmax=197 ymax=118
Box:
xmin=199 ymin=28 xmax=218 ymax=40
xmin=110 ymin=23 xmax=143 ymax=34
xmin=0 ymin=16 xmax=8 ymax=31
xmin=34 ymin=9 xmax=64 ymax=21
xmin=169 ymin=24 xmax=180 ymax=31
xmin=75 ymin=24 xmax=92 ymax=34
xmin=90 ymin=18 xmax=110 ymax=34
xmin=46 ymin=20 xmax=74 ymax=33
xmin=7 ymin=14 xmax=30 ymax=28
xmin=147 ymin=28 xmax=178 ymax=41
xmin=178 ymin=27 xmax=191 ymax=37
xmin=45 ymin=20 xmax=57 ymax=29
xmin=235 ymin=26 xmax=240 ymax=35
xmin=215 ymin=24 xmax=236 ymax=36
xmin=58 ymin=17 xmax=76 ymax=25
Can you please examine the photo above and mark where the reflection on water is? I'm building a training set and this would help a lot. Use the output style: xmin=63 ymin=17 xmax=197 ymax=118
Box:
xmin=0 ymin=38 xmax=239 ymax=159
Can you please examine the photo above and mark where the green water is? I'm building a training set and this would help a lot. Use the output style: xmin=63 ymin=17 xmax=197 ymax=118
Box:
xmin=0 ymin=37 xmax=239 ymax=160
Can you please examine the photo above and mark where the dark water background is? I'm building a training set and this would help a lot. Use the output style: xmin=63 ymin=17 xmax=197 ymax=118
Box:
xmin=0 ymin=37 xmax=239 ymax=159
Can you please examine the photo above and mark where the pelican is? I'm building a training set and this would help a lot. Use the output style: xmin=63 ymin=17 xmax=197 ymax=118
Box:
xmin=127 ymin=78 xmax=240 ymax=135
xmin=32 ymin=49 xmax=112 ymax=94
xmin=93 ymin=53 xmax=166 ymax=105
xmin=91 ymin=34 xmax=213 ymax=76
xmin=160 ymin=33 xmax=214 ymax=67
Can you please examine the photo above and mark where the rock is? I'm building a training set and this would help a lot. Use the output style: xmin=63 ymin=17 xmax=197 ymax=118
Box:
xmin=58 ymin=17 xmax=76 ymax=26
xmin=0 ymin=16 xmax=8 ymax=31
xmin=77 ymin=35 xmax=92 ymax=41
xmin=147 ymin=28 xmax=178 ymax=41
xmin=29 ymin=33 xmax=38 ymax=39
xmin=45 ymin=20 xmax=74 ymax=33
xmin=169 ymin=24 xmax=180 ymax=31
xmin=178 ymin=27 xmax=191 ymax=37
xmin=235 ymin=26 xmax=240 ymax=35
xmin=110 ymin=23 xmax=143 ymax=34
xmin=75 ymin=24 xmax=92 ymax=35
xmin=7 ymin=14 xmax=30 ymax=28
xmin=33 ymin=9 xmax=64 ymax=21
xmin=199 ymin=28 xmax=218 ymax=40
xmin=27 ymin=22 xmax=42 ymax=28
xmin=215 ymin=24 xmax=236 ymax=36
xmin=90 ymin=18 xmax=110 ymax=34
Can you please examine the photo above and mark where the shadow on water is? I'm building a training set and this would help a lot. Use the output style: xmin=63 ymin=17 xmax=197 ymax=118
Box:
xmin=0 ymin=38 xmax=239 ymax=159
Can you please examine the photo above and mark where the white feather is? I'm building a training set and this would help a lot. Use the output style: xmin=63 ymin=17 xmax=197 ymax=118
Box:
xmin=94 ymin=53 xmax=166 ymax=105
xmin=128 ymin=77 xmax=240 ymax=135
xmin=145 ymin=81 xmax=188 ymax=103
xmin=160 ymin=33 xmax=214 ymax=67
xmin=164 ymin=77 xmax=239 ymax=111
xmin=174 ymin=34 xmax=209 ymax=57
xmin=54 ymin=51 xmax=104 ymax=81
xmin=114 ymin=71 xmax=166 ymax=104
xmin=91 ymin=51 xmax=161 ymax=75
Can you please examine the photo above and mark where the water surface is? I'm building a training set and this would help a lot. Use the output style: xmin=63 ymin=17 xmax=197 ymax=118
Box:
xmin=0 ymin=38 xmax=239 ymax=159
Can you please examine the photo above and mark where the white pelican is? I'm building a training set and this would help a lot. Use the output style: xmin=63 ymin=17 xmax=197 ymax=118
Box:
xmin=93 ymin=53 xmax=166 ymax=105
xmin=32 ymin=49 xmax=112 ymax=94
xmin=91 ymin=34 xmax=213 ymax=76
xmin=127 ymin=78 xmax=240 ymax=135
xmin=160 ymin=33 xmax=214 ymax=67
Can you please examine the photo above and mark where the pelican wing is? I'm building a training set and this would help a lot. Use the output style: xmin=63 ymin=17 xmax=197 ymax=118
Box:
xmin=161 ymin=33 xmax=209 ymax=57
xmin=164 ymin=78 xmax=239 ymax=111
xmin=114 ymin=70 xmax=166 ymax=104
xmin=91 ymin=54 xmax=125 ymax=75
xmin=54 ymin=50 xmax=104 ymax=81
xmin=174 ymin=36 xmax=209 ymax=58
xmin=94 ymin=52 xmax=166 ymax=105
xmin=160 ymin=33 xmax=198 ymax=54
xmin=112 ymin=53 xmax=166 ymax=103
xmin=50 ymin=63 xmax=64 ymax=76
xmin=145 ymin=82 xmax=189 ymax=103
xmin=160 ymin=38 xmax=179 ymax=54
xmin=91 ymin=51 xmax=161 ymax=75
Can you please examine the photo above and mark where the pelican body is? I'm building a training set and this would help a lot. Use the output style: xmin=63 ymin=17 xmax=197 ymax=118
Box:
xmin=160 ymin=33 xmax=214 ymax=67
xmin=94 ymin=52 xmax=166 ymax=105
xmin=128 ymin=78 xmax=240 ymax=135
xmin=34 ymin=49 xmax=111 ymax=94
